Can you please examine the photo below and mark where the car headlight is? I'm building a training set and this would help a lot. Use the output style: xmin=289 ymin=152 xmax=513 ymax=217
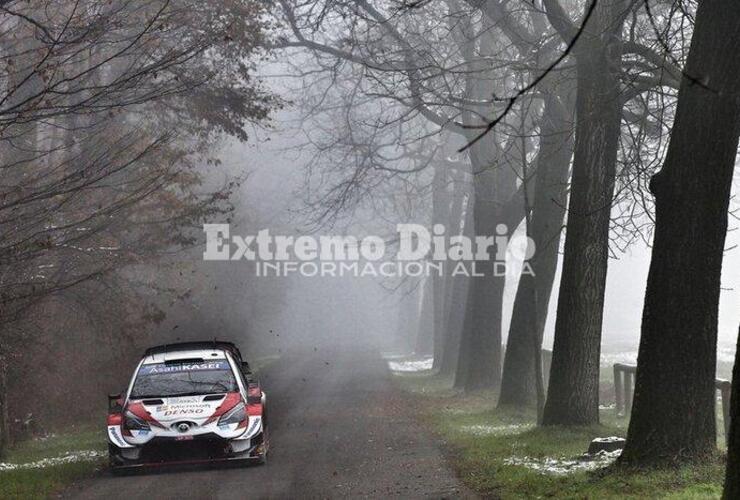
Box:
xmin=218 ymin=402 xmax=247 ymax=426
xmin=123 ymin=410 xmax=151 ymax=431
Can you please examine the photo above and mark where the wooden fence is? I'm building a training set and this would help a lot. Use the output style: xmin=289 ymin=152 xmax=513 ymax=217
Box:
xmin=613 ymin=363 xmax=732 ymax=443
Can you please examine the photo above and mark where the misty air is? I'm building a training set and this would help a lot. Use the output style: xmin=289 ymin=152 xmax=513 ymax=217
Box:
xmin=1 ymin=1 xmax=739 ymax=499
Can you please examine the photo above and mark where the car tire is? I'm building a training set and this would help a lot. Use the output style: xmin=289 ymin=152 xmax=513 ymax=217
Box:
xmin=108 ymin=444 xmax=120 ymax=470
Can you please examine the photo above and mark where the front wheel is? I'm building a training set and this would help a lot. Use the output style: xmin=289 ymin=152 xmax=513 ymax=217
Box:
xmin=255 ymin=425 xmax=268 ymax=465
xmin=108 ymin=444 xmax=121 ymax=469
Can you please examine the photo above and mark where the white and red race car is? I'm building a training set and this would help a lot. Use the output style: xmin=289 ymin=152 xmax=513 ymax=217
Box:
xmin=107 ymin=341 xmax=268 ymax=469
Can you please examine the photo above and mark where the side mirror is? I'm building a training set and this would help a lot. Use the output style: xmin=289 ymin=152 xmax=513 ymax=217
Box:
xmin=108 ymin=393 xmax=123 ymax=413
xmin=241 ymin=361 xmax=252 ymax=374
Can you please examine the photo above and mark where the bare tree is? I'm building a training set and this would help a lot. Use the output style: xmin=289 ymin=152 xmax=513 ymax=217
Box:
xmin=0 ymin=0 xmax=273 ymax=450
xmin=620 ymin=0 xmax=740 ymax=465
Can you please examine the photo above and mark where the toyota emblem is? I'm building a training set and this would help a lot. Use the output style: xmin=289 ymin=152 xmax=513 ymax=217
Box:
xmin=177 ymin=422 xmax=190 ymax=433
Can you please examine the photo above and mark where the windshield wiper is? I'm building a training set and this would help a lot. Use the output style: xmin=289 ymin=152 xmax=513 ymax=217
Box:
xmin=161 ymin=391 xmax=209 ymax=398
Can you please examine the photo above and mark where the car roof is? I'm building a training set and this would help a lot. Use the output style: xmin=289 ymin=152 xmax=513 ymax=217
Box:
xmin=141 ymin=349 xmax=229 ymax=365
xmin=144 ymin=341 xmax=243 ymax=361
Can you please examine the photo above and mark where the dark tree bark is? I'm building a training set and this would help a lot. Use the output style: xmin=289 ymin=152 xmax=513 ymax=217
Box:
xmin=0 ymin=356 xmax=7 ymax=457
xmin=499 ymin=94 xmax=574 ymax=408
xmin=438 ymin=172 xmax=472 ymax=377
xmin=438 ymin=279 xmax=467 ymax=377
xmin=724 ymin=327 xmax=740 ymax=498
xmin=454 ymin=266 xmax=506 ymax=391
xmin=453 ymin=150 xmax=510 ymax=389
xmin=541 ymin=0 xmax=627 ymax=426
xmin=620 ymin=0 xmax=740 ymax=465
xmin=453 ymin=202 xmax=507 ymax=391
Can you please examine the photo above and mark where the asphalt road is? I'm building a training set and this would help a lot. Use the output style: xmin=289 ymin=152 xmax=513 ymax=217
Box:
xmin=63 ymin=350 xmax=475 ymax=499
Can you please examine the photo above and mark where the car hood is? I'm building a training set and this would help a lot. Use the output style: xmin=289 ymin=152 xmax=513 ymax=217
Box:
xmin=128 ymin=392 xmax=241 ymax=424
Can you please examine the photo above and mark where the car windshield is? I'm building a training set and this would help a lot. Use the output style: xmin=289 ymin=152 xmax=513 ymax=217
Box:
xmin=130 ymin=359 xmax=238 ymax=398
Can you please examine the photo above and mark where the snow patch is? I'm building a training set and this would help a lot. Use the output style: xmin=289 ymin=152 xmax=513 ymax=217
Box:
xmin=503 ymin=450 xmax=621 ymax=475
xmin=387 ymin=357 xmax=433 ymax=372
xmin=459 ymin=423 xmax=533 ymax=436
xmin=600 ymin=351 xmax=637 ymax=365
xmin=33 ymin=433 xmax=57 ymax=442
xmin=441 ymin=407 xmax=471 ymax=415
xmin=0 ymin=450 xmax=104 ymax=471
xmin=381 ymin=352 xmax=409 ymax=360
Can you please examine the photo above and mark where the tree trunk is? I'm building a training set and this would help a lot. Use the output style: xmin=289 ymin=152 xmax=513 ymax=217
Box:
xmin=620 ymin=0 xmax=740 ymax=465
xmin=0 ymin=355 xmax=7 ymax=457
xmin=431 ymin=268 xmax=448 ymax=365
xmin=438 ymin=174 xmax=472 ymax=377
xmin=499 ymin=94 xmax=574 ymax=408
xmin=541 ymin=1 xmax=626 ymax=426
xmin=432 ymin=166 xmax=451 ymax=370
xmin=454 ymin=262 xmax=505 ymax=391
xmin=453 ymin=174 xmax=506 ymax=389
xmin=439 ymin=261 xmax=470 ymax=377
xmin=452 ymin=143 xmax=513 ymax=391
xmin=724 ymin=327 xmax=740 ymax=497
xmin=415 ymin=276 xmax=435 ymax=355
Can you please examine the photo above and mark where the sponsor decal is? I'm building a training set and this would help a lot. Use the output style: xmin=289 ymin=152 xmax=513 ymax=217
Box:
xmin=157 ymin=403 xmax=211 ymax=411
xmin=108 ymin=425 xmax=127 ymax=447
xmin=138 ymin=360 xmax=230 ymax=375
xmin=161 ymin=407 xmax=207 ymax=417
xmin=156 ymin=400 xmax=215 ymax=417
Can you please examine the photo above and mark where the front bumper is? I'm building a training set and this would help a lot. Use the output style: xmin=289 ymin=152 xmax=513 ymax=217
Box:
xmin=109 ymin=430 xmax=266 ymax=469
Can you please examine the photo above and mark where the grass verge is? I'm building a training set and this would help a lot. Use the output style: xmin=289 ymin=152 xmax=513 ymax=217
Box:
xmin=0 ymin=427 xmax=106 ymax=499
xmin=395 ymin=371 xmax=725 ymax=499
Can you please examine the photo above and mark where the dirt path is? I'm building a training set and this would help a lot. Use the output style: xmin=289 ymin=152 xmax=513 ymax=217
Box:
xmin=63 ymin=349 xmax=475 ymax=499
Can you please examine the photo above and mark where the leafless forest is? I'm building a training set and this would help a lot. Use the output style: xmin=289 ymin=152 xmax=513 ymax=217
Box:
xmin=1 ymin=0 xmax=740 ymax=497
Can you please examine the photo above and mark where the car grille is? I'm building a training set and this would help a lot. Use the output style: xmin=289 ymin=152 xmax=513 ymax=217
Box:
xmin=140 ymin=435 xmax=230 ymax=463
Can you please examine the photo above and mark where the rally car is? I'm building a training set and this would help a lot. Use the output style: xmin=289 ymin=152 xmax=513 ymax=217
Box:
xmin=107 ymin=341 xmax=268 ymax=469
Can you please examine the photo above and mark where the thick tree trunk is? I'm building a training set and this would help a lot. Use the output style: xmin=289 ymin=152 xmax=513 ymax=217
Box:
xmin=447 ymin=15 xmax=518 ymax=389
xmin=541 ymin=2 xmax=625 ymax=426
xmin=453 ymin=163 xmax=503 ymax=390
xmin=438 ymin=175 xmax=472 ymax=377
xmin=724 ymin=328 xmax=740 ymax=498
xmin=452 ymin=146 xmax=513 ymax=391
xmin=454 ymin=263 xmax=505 ymax=391
xmin=453 ymin=177 xmax=506 ymax=390
xmin=620 ymin=0 xmax=740 ymax=465
xmin=499 ymin=94 xmax=574 ymax=407
xmin=438 ymin=260 xmax=470 ymax=377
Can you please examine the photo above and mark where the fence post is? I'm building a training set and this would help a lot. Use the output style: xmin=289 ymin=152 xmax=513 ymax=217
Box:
xmin=612 ymin=363 xmax=730 ymax=440
xmin=614 ymin=364 xmax=624 ymax=416
xmin=624 ymin=371 xmax=634 ymax=414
